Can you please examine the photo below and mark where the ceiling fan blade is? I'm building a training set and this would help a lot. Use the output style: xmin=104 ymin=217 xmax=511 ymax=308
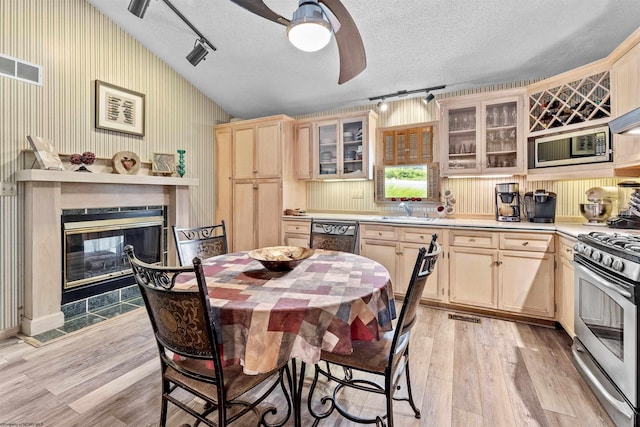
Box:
xmin=229 ymin=0 xmax=290 ymax=26
xmin=319 ymin=0 xmax=366 ymax=84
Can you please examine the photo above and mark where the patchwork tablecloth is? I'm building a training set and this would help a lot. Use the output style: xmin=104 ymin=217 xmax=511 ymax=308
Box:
xmin=175 ymin=249 xmax=396 ymax=374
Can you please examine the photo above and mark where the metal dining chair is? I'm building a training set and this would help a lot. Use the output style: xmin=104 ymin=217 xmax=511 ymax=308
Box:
xmin=309 ymin=219 xmax=359 ymax=254
xmin=172 ymin=221 xmax=228 ymax=266
xmin=307 ymin=235 xmax=441 ymax=427
xmin=124 ymin=245 xmax=291 ymax=427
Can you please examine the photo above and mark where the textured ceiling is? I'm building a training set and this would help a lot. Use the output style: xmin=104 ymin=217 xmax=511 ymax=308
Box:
xmin=87 ymin=0 xmax=640 ymax=119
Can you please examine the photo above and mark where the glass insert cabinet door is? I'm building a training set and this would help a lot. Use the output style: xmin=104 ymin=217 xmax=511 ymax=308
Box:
xmin=317 ymin=122 xmax=338 ymax=177
xmin=447 ymin=106 xmax=478 ymax=171
xmin=315 ymin=117 xmax=367 ymax=179
xmin=485 ymin=100 xmax=518 ymax=171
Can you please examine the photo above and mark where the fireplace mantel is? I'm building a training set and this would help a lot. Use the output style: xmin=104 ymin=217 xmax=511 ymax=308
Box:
xmin=16 ymin=169 xmax=199 ymax=336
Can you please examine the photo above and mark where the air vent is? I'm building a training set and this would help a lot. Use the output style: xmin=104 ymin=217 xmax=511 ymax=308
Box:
xmin=0 ymin=54 xmax=42 ymax=85
xmin=448 ymin=313 xmax=482 ymax=323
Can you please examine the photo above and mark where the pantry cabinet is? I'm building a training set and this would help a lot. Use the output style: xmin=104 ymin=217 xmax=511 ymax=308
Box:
xmin=215 ymin=115 xmax=306 ymax=251
xmin=439 ymin=89 xmax=526 ymax=177
xmin=449 ymin=230 xmax=555 ymax=318
xmin=233 ymin=179 xmax=281 ymax=251
xmin=360 ymin=224 xmax=445 ymax=301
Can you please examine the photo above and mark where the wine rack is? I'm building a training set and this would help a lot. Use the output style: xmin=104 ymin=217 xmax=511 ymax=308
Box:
xmin=528 ymin=71 xmax=610 ymax=133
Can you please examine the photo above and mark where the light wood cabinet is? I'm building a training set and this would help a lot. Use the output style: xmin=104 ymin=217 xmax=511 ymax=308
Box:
xmin=294 ymin=123 xmax=313 ymax=180
xmin=557 ymin=236 xmax=576 ymax=337
xmin=449 ymin=230 xmax=555 ymax=318
xmin=439 ymin=89 xmax=526 ymax=177
xmin=297 ymin=111 xmax=377 ymax=180
xmin=232 ymin=179 xmax=281 ymax=251
xmin=381 ymin=126 xmax=434 ymax=165
xmin=612 ymin=41 xmax=640 ymax=168
xmin=283 ymin=219 xmax=310 ymax=247
xmin=214 ymin=126 xmax=233 ymax=239
xmin=360 ymin=224 xmax=445 ymax=302
xmin=215 ymin=115 xmax=305 ymax=251
xmin=233 ymin=121 xmax=282 ymax=179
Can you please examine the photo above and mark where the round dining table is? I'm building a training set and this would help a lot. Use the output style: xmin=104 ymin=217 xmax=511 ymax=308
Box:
xmin=174 ymin=248 xmax=396 ymax=426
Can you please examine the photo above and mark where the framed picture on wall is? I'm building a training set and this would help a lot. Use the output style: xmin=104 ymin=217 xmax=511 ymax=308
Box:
xmin=95 ymin=80 xmax=145 ymax=136
xmin=152 ymin=152 xmax=175 ymax=175
xmin=26 ymin=136 xmax=65 ymax=170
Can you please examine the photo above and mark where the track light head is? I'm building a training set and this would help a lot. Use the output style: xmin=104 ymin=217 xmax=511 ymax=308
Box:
xmin=186 ymin=40 xmax=209 ymax=66
xmin=128 ymin=0 xmax=151 ymax=19
xmin=422 ymin=92 xmax=435 ymax=105
xmin=377 ymin=99 xmax=388 ymax=112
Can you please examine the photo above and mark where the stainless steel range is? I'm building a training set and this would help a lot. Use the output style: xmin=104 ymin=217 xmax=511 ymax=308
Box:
xmin=573 ymin=231 xmax=640 ymax=427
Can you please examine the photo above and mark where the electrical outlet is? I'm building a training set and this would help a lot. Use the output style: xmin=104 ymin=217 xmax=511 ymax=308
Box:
xmin=352 ymin=189 xmax=364 ymax=199
xmin=1 ymin=182 xmax=17 ymax=196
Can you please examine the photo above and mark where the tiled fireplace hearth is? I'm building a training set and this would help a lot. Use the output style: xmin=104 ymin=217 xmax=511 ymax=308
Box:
xmin=16 ymin=170 xmax=198 ymax=336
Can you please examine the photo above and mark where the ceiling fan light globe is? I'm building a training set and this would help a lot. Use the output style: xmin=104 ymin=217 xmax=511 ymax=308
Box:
xmin=287 ymin=2 xmax=332 ymax=52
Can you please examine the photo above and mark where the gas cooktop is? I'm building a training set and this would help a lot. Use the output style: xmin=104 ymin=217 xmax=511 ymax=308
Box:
xmin=576 ymin=231 xmax=640 ymax=282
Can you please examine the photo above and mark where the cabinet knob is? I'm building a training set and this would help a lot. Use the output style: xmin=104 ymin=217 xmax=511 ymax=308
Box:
xmin=522 ymin=241 xmax=529 ymax=246
xmin=469 ymin=238 xmax=475 ymax=242
xmin=253 ymin=169 xmax=258 ymax=173
xmin=295 ymin=226 xmax=299 ymax=230
xmin=565 ymin=248 xmax=572 ymax=253
xmin=419 ymin=235 xmax=424 ymax=239
xmin=378 ymin=232 xmax=382 ymax=236
xmin=253 ymin=184 xmax=258 ymax=189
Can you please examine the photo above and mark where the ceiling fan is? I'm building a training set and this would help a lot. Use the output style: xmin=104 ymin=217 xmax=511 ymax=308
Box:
xmin=230 ymin=0 xmax=366 ymax=84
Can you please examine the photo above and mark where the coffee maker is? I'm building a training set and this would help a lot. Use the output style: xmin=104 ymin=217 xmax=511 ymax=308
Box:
xmin=523 ymin=189 xmax=557 ymax=223
xmin=495 ymin=183 xmax=521 ymax=222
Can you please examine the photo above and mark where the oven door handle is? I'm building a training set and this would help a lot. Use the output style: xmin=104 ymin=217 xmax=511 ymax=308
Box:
xmin=572 ymin=343 xmax=634 ymax=421
xmin=574 ymin=263 xmax=632 ymax=298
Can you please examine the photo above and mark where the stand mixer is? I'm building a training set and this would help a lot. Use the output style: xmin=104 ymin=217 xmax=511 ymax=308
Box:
xmin=580 ymin=186 xmax=615 ymax=225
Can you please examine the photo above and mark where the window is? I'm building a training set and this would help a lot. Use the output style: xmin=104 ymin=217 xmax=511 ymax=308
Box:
xmin=375 ymin=123 xmax=440 ymax=203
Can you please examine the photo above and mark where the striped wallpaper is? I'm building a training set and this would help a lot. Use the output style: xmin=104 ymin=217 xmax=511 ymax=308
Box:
xmin=303 ymin=84 xmax=638 ymax=219
xmin=0 ymin=0 xmax=230 ymax=334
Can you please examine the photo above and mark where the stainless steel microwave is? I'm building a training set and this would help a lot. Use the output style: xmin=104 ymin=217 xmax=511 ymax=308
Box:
xmin=534 ymin=126 xmax=611 ymax=168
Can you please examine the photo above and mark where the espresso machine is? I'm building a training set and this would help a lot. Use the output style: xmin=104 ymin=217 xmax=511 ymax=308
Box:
xmin=495 ymin=183 xmax=521 ymax=222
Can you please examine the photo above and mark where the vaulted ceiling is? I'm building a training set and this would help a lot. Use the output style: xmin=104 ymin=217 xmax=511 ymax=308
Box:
xmin=87 ymin=0 xmax=640 ymax=119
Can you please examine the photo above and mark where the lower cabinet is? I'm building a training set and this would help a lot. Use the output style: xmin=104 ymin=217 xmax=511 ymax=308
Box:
xmin=557 ymin=236 xmax=575 ymax=337
xmin=360 ymin=225 xmax=445 ymax=302
xmin=282 ymin=219 xmax=310 ymax=247
xmin=232 ymin=179 xmax=281 ymax=251
xmin=449 ymin=230 xmax=555 ymax=318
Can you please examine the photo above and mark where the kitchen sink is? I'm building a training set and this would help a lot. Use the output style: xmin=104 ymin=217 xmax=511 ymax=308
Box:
xmin=377 ymin=216 xmax=436 ymax=222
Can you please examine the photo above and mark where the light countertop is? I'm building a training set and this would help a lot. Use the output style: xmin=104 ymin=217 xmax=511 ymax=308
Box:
xmin=282 ymin=213 xmax=612 ymax=239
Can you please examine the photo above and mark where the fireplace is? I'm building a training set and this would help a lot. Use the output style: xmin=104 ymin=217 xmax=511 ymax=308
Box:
xmin=61 ymin=208 xmax=164 ymax=304
xmin=16 ymin=169 xmax=198 ymax=336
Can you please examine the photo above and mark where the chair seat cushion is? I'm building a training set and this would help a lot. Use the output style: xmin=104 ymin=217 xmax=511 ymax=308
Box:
xmin=165 ymin=358 xmax=282 ymax=402
xmin=320 ymin=330 xmax=394 ymax=374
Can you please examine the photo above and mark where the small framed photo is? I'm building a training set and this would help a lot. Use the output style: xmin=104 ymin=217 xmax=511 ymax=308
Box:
xmin=152 ymin=153 xmax=175 ymax=175
xmin=26 ymin=136 xmax=65 ymax=170
xmin=95 ymin=80 xmax=145 ymax=136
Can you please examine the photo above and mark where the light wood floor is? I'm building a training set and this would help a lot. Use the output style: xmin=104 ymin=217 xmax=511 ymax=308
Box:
xmin=0 ymin=305 xmax=615 ymax=427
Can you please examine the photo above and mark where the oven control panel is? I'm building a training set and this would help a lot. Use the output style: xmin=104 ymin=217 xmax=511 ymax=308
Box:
xmin=574 ymin=241 xmax=640 ymax=282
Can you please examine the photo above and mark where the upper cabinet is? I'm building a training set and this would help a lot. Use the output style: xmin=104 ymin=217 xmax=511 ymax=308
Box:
xmin=439 ymin=89 xmax=525 ymax=177
xmin=296 ymin=110 xmax=377 ymax=180
xmin=612 ymin=40 xmax=640 ymax=169
xmin=382 ymin=126 xmax=434 ymax=165
xmin=233 ymin=120 xmax=283 ymax=179
xmin=528 ymin=70 xmax=611 ymax=136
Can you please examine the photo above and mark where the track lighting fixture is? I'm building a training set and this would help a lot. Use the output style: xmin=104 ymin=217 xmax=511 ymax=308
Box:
xmin=126 ymin=0 xmax=217 ymax=66
xmin=128 ymin=0 xmax=151 ymax=19
xmin=422 ymin=92 xmax=435 ymax=105
xmin=376 ymin=99 xmax=388 ymax=112
xmin=287 ymin=1 xmax=333 ymax=52
xmin=186 ymin=39 xmax=209 ymax=66
xmin=370 ymin=85 xmax=446 ymax=108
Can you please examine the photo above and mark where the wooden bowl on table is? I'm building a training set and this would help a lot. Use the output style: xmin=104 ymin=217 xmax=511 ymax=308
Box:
xmin=248 ymin=246 xmax=314 ymax=271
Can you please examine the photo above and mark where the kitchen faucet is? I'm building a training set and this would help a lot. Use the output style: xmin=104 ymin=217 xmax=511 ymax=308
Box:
xmin=399 ymin=202 xmax=412 ymax=217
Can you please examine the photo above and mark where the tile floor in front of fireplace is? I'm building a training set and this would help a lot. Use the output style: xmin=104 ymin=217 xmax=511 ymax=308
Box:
xmin=31 ymin=295 xmax=144 ymax=345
